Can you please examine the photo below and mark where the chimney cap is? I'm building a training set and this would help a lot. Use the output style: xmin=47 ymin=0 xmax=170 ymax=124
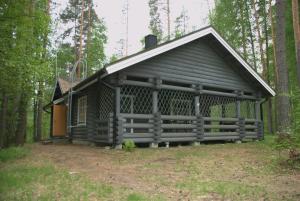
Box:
xmin=144 ymin=34 xmax=157 ymax=49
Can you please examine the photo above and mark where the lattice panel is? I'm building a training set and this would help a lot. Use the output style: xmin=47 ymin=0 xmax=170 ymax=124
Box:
xmin=120 ymin=85 xmax=152 ymax=114
xmin=240 ymin=99 xmax=256 ymax=119
xmin=158 ymin=89 xmax=195 ymax=116
xmin=199 ymin=95 xmax=237 ymax=118
xmin=99 ymin=85 xmax=114 ymax=120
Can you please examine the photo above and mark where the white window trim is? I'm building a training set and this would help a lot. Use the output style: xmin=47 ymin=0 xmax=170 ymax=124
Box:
xmin=77 ymin=95 xmax=87 ymax=126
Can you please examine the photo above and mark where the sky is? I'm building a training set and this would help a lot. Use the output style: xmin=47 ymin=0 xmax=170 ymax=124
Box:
xmin=53 ymin=0 xmax=215 ymax=58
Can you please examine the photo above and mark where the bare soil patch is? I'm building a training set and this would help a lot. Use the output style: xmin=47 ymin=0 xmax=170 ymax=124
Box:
xmin=27 ymin=142 xmax=300 ymax=201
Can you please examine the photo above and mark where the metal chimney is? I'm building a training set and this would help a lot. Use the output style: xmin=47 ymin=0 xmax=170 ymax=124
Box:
xmin=144 ymin=34 xmax=157 ymax=49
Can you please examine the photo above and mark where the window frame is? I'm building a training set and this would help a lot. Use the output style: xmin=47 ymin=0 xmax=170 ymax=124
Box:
xmin=77 ymin=95 xmax=87 ymax=126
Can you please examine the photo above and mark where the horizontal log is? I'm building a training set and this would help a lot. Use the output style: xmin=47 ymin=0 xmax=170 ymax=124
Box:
xmin=161 ymin=84 xmax=195 ymax=92
xmin=245 ymin=132 xmax=257 ymax=135
xmin=204 ymin=125 xmax=238 ymax=129
xmin=120 ymin=113 xmax=154 ymax=119
xmin=203 ymin=117 xmax=238 ymax=122
xmin=202 ymin=89 xmax=237 ymax=97
xmin=242 ymin=96 xmax=256 ymax=100
xmin=161 ymin=115 xmax=196 ymax=120
xmin=161 ymin=132 xmax=196 ymax=137
xmin=245 ymin=125 xmax=257 ymax=129
xmin=161 ymin=124 xmax=196 ymax=129
xmin=204 ymin=132 xmax=239 ymax=136
xmin=123 ymin=123 xmax=153 ymax=128
xmin=122 ymin=80 xmax=153 ymax=87
xmin=245 ymin=118 xmax=257 ymax=122
xmin=203 ymin=136 xmax=240 ymax=141
xmin=161 ymin=137 xmax=197 ymax=142
xmin=123 ymin=133 xmax=154 ymax=138
xmin=124 ymin=138 xmax=154 ymax=143
xmin=244 ymin=136 xmax=257 ymax=139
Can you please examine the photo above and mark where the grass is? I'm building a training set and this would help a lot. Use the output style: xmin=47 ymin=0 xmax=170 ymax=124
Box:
xmin=0 ymin=164 xmax=115 ymax=201
xmin=176 ymin=180 xmax=270 ymax=201
xmin=0 ymin=136 xmax=299 ymax=200
xmin=0 ymin=146 xmax=30 ymax=162
xmin=0 ymin=147 xmax=165 ymax=201
xmin=0 ymin=163 xmax=166 ymax=201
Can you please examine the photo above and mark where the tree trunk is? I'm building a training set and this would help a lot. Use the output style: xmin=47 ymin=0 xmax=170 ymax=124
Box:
xmin=239 ymin=0 xmax=248 ymax=59
xmin=0 ymin=93 xmax=8 ymax=148
xmin=167 ymin=0 xmax=170 ymax=40
xmin=292 ymin=0 xmax=300 ymax=88
xmin=252 ymin=0 xmax=267 ymax=76
xmin=77 ymin=0 xmax=85 ymax=79
xmin=269 ymin=0 xmax=278 ymax=132
xmin=36 ymin=83 xmax=43 ymax=141
xmin=86 ymin=0 xmax=91 ymax=71
xmin=275 ymin=0 xmax=291 ymax=132
xmin=244 ymin=0 xmax=258 ymax=70
xmin=263 ymin=0 xmax=274 ymax=134
xmin=15 ymin=93 xmax=28 ymax=146
xmin=33 ymin=98 xmax=37 ymax=141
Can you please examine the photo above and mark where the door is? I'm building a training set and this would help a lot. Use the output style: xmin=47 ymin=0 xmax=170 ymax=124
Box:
xmin=52 ymin=104 xmax=67 ymax=137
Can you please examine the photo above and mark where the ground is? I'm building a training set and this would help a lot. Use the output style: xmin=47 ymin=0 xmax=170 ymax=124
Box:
xmin=1 ymin=137 xmax=300 ymax=201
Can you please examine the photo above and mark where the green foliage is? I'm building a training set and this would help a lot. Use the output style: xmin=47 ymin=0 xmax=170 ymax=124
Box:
xmin=148 ymin=0 xmax=163 ymax=42
xmin=127 ymin=193 xmax=147 ymax=201
xmin=174 ymin=8 xmax=189 ymax=39
xmin=176 ymin=180 xmax=268 ymax=201
xmin=0 ymin=147 xmax=30 ymax=162
xmin=58 ymin=0 xmax=107 ymax=75
xmin=0 ymin=0 xmax=52 ymax=147
xmin=0 ymin=164 xmax=113 ymax=201
xmin=123 ymin=140 xmax=136 ymax=152
xmin=85 ymin=21 xmax=107 ymax=74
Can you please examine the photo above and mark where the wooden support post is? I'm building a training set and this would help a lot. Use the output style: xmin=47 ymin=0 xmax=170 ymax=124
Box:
xmin=194 ymin=95 xmax=203 ymax=143
xmin=153 ymin=112 xmax=161 ymax=145
xmin=114 ymin=86 xmax=123 ymax=148
xmin=238 ymin=117 xmax=245 ymax=141
xmin=236 ymin=91 xmax=244 ymax=141
xmin=152 ymin=77 xmax=161 ymax=147
xmin=255 ymin=100 xmax=263 ymax=139
xmin=108 ymin=113 xmax=114 ymax=144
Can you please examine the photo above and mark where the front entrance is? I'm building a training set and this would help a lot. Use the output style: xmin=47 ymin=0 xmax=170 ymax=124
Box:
xmin=52 ymin=104 xmax=67 ymax=137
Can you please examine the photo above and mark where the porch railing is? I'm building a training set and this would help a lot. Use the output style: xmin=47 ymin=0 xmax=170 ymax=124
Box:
xmin=115 ymin=113 xmax=263 ymax=144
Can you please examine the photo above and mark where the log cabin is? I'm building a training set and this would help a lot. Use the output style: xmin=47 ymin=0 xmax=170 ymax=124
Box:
xmin=45 ymin=26 xmax=275 ymax=148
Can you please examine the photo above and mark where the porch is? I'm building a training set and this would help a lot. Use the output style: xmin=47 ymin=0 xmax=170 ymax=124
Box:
xmin=97 ymin=76 xmax=263 ymax=146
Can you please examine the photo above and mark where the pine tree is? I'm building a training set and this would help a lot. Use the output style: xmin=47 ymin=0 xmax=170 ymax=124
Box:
xmin=292 ymin=0 xmax=300 ymax=88
xmin=60 ymin=0 xmax=106 ymax=77
xmin=149 ymin=0 xmax=163 ymax=42
xmin=174 ymin=7 xmax=189 ymax=38
xmin=275 ymin=0 xmax=291 ymax=132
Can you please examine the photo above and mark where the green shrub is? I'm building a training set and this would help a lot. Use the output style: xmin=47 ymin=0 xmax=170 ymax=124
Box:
xmin=0 ymin=146 xmax=30 ymax=162
xmin=123 ymin=140 xmax=135 ymax=152
xmin=274 ymin=131 xmax=300 ymax=169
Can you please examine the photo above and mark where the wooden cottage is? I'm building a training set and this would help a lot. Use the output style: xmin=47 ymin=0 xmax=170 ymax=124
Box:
xmin=46 ymin=26 xmax=275 ymax=148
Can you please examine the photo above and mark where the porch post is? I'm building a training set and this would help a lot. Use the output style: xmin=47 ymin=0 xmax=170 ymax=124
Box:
xmin=152 ymin=78 xmax=161 ymax=147
xmin=115 ymin=86 xmax=123 ymax=148
xmin=236 ymin=91 xmax=245 ymax=141
xmin=255 ymin=92 xmax=263 ymax=139
xmin=194 ymin=84 xmax=203 ymax=144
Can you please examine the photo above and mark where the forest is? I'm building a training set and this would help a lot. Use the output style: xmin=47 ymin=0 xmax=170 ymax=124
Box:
xmin=1 ymin=0 xmax=300 ymax=200
xmin=0 ymin=0 xmax=300 ymax=157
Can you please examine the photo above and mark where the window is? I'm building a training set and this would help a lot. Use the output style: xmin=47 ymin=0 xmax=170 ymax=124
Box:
xmin=77 ymin=96 xmax=87 ymax=125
